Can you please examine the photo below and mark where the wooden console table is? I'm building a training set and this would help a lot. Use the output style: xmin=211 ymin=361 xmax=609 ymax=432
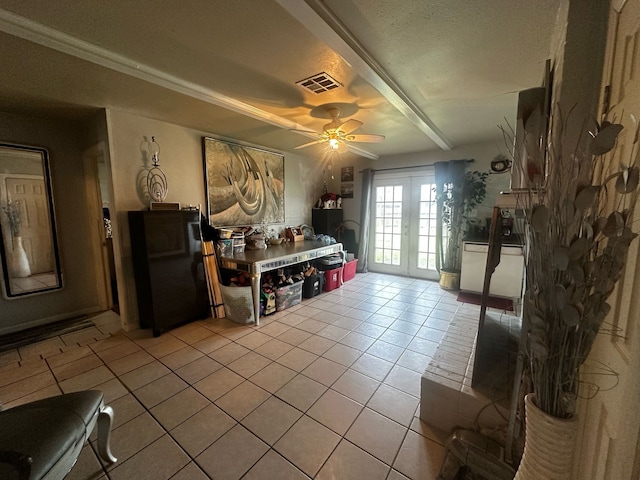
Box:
xmin=218 ymin=240 xmax=344 ymax=325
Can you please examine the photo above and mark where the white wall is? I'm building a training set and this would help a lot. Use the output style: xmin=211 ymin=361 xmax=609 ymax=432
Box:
xmin=104 ymin=109 xmax=324 ymax=329
xmin=329 ymin=155 xmax=371 ymax=236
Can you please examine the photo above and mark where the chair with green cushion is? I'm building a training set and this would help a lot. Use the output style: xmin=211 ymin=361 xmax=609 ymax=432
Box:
xmin=0 ymin=390 xmax=117 ymax=480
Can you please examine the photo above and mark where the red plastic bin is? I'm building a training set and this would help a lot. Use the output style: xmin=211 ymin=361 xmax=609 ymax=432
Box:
xmin=343 ymin=259 xmax=357 ymax=282
xmin=323 ymin=266 xmax=343 ymax=292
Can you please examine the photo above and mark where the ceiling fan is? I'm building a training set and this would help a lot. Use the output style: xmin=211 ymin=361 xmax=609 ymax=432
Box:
xmin=294 ymin=107 xmax=385 ymax=151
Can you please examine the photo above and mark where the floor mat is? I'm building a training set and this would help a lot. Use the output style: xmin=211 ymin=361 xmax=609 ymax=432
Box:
xmin=456 ymin=291 xmax=514 ymax=311
xmin=0 ymin=316 xmax=94 ymax=353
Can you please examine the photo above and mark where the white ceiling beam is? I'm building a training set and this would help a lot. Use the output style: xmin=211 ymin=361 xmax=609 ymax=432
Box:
xmin=276 ymin=0 xmax=453 ymax=150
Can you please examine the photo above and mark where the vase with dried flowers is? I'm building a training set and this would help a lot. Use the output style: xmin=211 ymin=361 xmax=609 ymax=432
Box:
xmin=2 ymin=199 xmax=31 ymax=278
xmin=2 ymin=200 xmax=21 ymax=237
xmin=506 ymin=112 xmax=640 ymax=479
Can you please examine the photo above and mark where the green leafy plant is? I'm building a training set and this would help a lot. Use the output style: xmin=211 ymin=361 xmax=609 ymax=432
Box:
xmin=2 ymin=200 xmax=21 ymax=237
xmin=440 ymin=170 xmax=489 ymax=272
xmin=514 ymin=116 xmax=639 ymax=419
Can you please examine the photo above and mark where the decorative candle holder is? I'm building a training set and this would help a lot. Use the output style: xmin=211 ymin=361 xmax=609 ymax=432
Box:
xmin=147 ymin=136 xmax=168 ymax=204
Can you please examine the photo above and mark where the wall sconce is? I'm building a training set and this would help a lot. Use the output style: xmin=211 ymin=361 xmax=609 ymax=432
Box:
xmin=147 ymin=136 xmax=168 ymax=204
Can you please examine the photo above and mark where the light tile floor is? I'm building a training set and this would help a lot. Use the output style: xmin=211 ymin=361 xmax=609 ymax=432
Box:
xmin=0 ymin=273 xmax=504 ymax=480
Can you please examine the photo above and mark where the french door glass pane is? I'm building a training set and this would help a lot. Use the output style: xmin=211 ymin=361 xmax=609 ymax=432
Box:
xmin=416 ymin=182 xmax=438 ymax=271
xmin=373 ymin=185 xmax=403 ymax=266
xmin=375 ymin=233 xmax=383 ymax=248
xmin=419 ymin=218 xmax=428 ymax=235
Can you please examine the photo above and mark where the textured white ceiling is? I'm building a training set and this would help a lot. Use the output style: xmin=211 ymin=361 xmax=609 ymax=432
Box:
xmin=0 ymin=0 xmax=561 ymax=158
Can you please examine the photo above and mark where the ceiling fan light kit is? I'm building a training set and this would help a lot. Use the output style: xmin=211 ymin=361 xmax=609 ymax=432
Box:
xmin=295 ymin=105 xmax=385 ymax=152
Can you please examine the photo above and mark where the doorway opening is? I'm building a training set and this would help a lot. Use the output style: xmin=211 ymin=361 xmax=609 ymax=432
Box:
xmin=82 ymin=143 xmax=119 ymax=314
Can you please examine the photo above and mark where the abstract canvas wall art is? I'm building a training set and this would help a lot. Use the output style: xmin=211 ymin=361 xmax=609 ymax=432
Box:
xmin=203 ymin=138 xmax=285 ymax=226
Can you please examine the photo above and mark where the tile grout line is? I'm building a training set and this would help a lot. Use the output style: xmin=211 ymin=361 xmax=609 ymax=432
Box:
xmin=92 ymin=341 xmax=212 ymax=479
xmin=0 ymin=273 xmax=515 ymax=479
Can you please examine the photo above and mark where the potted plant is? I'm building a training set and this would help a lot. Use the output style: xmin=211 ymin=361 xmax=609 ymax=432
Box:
xmin=438 ymin=169 xmax=488 ymax=290
xmin=508 ymin=116 xmax=640 ymax=479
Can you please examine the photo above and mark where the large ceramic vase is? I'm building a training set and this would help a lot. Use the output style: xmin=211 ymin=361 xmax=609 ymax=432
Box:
xmin=10 ymin=235 xmax=31 ymax=278
xmin=514 ymin=394 xmax=579 ymax=480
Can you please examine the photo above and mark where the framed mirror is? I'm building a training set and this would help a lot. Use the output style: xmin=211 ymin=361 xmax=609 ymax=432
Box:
xmin=0 ymin=143 xmax=62 ymax=298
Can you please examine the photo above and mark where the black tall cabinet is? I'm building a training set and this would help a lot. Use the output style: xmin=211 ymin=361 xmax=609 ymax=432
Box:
xmin=128 ymin=210 xmax=208 ymax=336
xmin=312 ymin=208 xmax=343 ymax=236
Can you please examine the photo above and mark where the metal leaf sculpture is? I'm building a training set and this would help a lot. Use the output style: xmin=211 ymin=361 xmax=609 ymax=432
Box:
xmin=590 ymin=122 xmax=624 ymax=155
xmin=513 ymin=113 xmax=640 ymax=419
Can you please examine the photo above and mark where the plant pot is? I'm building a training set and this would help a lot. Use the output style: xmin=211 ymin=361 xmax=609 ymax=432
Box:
xmin=439 ymin=269 xmax=460 ymax=290
xmin=514 ymin=394 xmax=578 ymax=480
xmin=10 ymin=235 xmax=31 ymax=278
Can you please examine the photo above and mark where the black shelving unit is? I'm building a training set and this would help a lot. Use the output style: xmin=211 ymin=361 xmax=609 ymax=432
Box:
xmin=128 ymin=210 xmax=208 ymax=336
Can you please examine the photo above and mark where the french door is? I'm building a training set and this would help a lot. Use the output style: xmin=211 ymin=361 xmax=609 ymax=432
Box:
xmin=368 ymin=172 xmax=439 ymax=280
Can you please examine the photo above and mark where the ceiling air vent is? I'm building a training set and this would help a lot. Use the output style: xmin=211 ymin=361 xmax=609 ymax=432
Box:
xmin=295 ymin=72 xmax=343 ymax=94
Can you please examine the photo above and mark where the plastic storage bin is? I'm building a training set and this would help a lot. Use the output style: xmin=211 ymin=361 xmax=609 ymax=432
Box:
xmin=323 ymin=266 xmax=343 ymax=292
xmin=220 ymin=284 xmax=254 ymax=324
xmin=316 ymin=254 xmax=343 ymax=271
xmin=218 ymin=228 xmax=233 ymax=239
xmin=302 ymin=273 xmax=325 ymax=298
xmin=231 ymin=233 xmax=245 ymax=254
xmin=275 ymin=281 xmax=303 ymax=311
xmin=343 ymin=259 xmax=357 ymax=282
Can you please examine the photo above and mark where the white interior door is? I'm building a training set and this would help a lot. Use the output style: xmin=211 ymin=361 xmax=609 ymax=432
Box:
xmin=4 ymin=175 xmax=53 ymax=274
xmin=573 ymin=2 xmax=640 ymax=479
xmin=369 ymin=172 xmax=439 ymax=280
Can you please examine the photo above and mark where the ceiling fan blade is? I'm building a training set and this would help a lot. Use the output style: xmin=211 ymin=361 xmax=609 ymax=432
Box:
xmin=346 ymin=134 xmax=385 ymax=143
xmin=295 ymin=138 xmax=328 ymax=149
xmin=336 ymin=119 xmax=363 ymax=135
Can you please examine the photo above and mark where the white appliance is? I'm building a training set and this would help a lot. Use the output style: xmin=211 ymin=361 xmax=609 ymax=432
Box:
xmin=460 ymin=242 xmax=524 ymax=299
